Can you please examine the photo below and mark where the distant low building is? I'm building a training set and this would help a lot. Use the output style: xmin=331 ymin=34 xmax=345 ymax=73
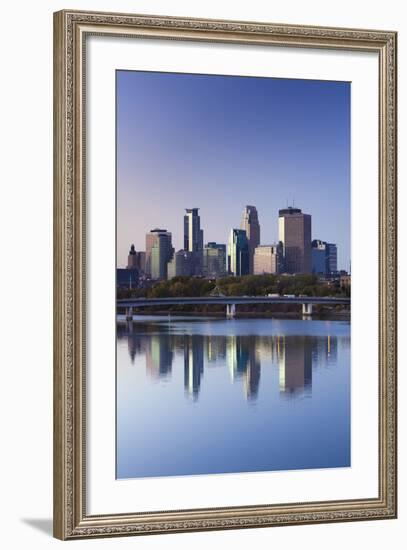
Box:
xmin=117 ymin=268 xmax=139 ymax=289
xmin=253 ymin=243 xmax=284 ymax=275
xmin=203 ymin=242 xmax=227 ymax=278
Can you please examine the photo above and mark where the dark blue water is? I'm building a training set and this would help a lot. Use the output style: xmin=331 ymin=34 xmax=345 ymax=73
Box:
xmin=116 ymin=317 xmax=350 ymax=479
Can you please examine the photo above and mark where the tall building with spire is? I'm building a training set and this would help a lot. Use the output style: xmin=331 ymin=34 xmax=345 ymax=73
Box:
xmin=278 ymin=207 xmax=312 ymax=274
xmin=241 ymin=205 xmax=260 ymax=274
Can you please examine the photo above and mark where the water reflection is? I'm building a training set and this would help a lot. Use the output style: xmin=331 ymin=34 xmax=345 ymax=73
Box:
xmin=146 ymin=335 xmax=173 ymax=378
xmin=184 ymin=335 xmax=204 ymax=399
xmin=279 ymin=336 xmax=312 ymax=396
xmin=117 ymin=318 xmax=351 ymax=478
xmin=117 ymin=323 xmax=341 ymax=402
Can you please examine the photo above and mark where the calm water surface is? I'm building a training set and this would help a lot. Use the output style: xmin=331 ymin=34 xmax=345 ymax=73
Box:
xmin=117 ymin=317 xmax=350 ymax=479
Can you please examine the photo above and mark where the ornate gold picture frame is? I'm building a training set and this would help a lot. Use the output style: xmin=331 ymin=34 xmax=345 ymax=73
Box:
xmin=53 ymin=9 xmax=397 ymax=540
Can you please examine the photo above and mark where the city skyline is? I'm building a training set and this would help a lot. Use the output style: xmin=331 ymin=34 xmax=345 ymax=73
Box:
xmin=117 ymin=70 xmax=350 ymax=270
xmin=120 ymin=203 xmax=340 ymax=279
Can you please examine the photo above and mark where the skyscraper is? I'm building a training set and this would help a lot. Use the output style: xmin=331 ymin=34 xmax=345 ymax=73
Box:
xmin=145 ymin=229 xmax=173 ymax=279
xmin=184 ymin=208 xmax=204 ymax=275
xmin=184 ymin=208 xmax=203 ymax=252
xmin=278 ymin=207 xmax=312 ymax=273
xmin=228 ymin=229 xmax=249 ymax=276
xmin=241 ymin=205 xmax=260 ymax=274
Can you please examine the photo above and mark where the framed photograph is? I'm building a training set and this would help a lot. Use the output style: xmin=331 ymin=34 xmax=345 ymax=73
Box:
xmin=53 ymin=9 xmax=397 ymax=540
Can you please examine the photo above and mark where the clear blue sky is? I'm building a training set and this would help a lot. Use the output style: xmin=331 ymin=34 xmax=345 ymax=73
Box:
xmin=117 ymin=70 xmax=350 ymax=270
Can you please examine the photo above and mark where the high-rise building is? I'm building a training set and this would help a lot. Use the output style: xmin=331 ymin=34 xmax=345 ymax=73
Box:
xmin=184 ymin=208 xmax=203 ymax=252
xmin=311 ymin=239 xmax=327 ymax=275
xmin=145 ymin=229 xmax=173 ymax=280
xmin=145 ymin=229 xmax=172 ymax=277
xmin=228 ymin=229 xmax=249 ymax=276
xmin=184 ymin=208 xmax=204 ymax=275
xmin=278 ymin=207 xmax=312 ymax=273
xmin=326 ymin=243 xmax=338 ymax=274
xmin=253 ymin=242 xmax=284 ymax=275
xmin=312 ymin=240 xmax=338 ymax=275
xmin=167 ymin=250 xmax=194 ymax=279
xmin=202 ymin=242 xmax=227 ymax=278
xmin=241 ymin=205 xmax=260 ymax=274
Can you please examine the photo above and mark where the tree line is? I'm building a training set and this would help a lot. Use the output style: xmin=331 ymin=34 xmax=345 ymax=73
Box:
xmin=117 ymin=273 xmax=350 ymax=300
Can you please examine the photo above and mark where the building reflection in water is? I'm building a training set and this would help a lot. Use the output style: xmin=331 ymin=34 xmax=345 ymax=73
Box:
xmin=206 ymin=336 xmax=226 ymax=363
xmin=119 ymin=323 xmax=339 ymax=402
xmin=145 ymin=335 xmax=173 ymax=378
xmin=278 ymin=336 xmax=312 ymax=396
xmin=312 ymin=334 xmax=338 ymax=369
xmin=226 ymin=336 xmax=261 ymax=400
xmin=184 ymin=335 xmax=204 ymax=400
xmin=117 ymin=321 xmax=146 ymax=363
xmin=244 ymin=342 xmax=261 ymax=401
xmin=227 ymin=336 xmax=250 ymax=382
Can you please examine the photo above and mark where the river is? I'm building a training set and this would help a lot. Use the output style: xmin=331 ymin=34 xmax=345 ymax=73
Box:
xmin=117 ymin=316 xmax=350 ymax=479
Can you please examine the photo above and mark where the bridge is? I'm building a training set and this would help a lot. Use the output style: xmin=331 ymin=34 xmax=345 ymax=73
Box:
xmin=117 ymin=296 xmax=350 ymax=319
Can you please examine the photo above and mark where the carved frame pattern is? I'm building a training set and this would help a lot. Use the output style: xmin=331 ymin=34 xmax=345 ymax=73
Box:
xmin=53 ymin=9 xmax=397 ymax=540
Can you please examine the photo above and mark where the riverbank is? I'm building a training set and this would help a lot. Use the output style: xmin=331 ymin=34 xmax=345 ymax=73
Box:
xmin=117 ymin=309 xmax=350 ymax=321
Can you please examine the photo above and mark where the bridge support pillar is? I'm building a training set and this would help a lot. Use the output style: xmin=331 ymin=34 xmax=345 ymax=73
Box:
xmin=302 ymin=303 xmax=313 ymax=316
xmin=126 ymin=307 xmax=133 ymax=321
xmin=226 ymin=303 xmax=236 ymax=319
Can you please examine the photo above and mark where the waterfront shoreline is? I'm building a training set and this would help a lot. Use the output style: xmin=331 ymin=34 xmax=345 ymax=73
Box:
xmin=117 ymin=309 xmax=350 ymax=322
